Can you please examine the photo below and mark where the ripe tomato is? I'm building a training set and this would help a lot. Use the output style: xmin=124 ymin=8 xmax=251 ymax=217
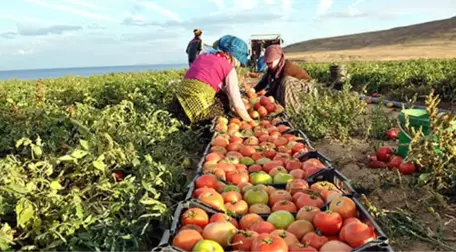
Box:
xmin=195 ymin=174 xmax=218 ymax=189
xmin=222 ymin=191 xmax=243 ymax=203
xmin=240 ymin=145 xmax=256 ymax=157
xmin=296 ymin=206 xmax=321 ymax=222
xmin=249 ymin=221 xmax=276 ymax=234
xmin=286 ymin=179 xmax=309 ymax=195
xmin=399 ymin=162 xmax=416 ymax=175
xmin=313 ymin=211 xmax=343 ymax=236
xmin=192 ymin=187 xmax=217 ymax=199
xmin=231 ymin=230 xmax=259 ymax=251
xmin=286 ymin=160 xmax=302 ymax=171
xmin=269 ymin=190 xmax=293 ymax=206
xmin=181 ymin=208 xmax=209 ymax=228
xmin=286 ymin=220 xmax=315 ymax=240
xmin=203 ymin=167 xmax=226 ymax=181
xmin=263 ymin=160 xmax=284 ymax=173
xmin=225 ymin=200 xmax=249 ymax=215
xmin=328 ymin=196 xmax=357 ymax=219
xmin=310 ymin=181 xmax=336 ymax=193
xmin=295 ymin=194 xmax=325 ymax=209
xmin=198 ymin=191 xmax=225 ymax=211
xmin=172 ymin=229 xmax=203 ymax=251
xmin=239 ymin=213 xmax=263 ymax=230
xmin=249 ymin=203 xmax=272 ymax=214
xmin=340 ymin=222 xmax=375 ymax=248
xmin=272 ymin=200 xmax=298 ymax=212
xmin=320 ymin=189 xmax=343 ymax=203
xmin=301 ymin=232 xmax=328 ymax=250
xmin=251 ymin=233 xmax=288 ymax=252
xmin=226 ymin=170 xmax=249 ymax=185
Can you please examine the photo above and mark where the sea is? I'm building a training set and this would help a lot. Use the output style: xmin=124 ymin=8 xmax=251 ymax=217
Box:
xmin=0 ymin=64 xmax=188 ymax=81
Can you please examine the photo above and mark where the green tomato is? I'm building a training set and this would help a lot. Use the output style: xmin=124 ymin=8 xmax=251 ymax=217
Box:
xmin=273 ymin=172 xmax=294 ymax=184
xmin=244 ymin=188 xmax=269 ymax=205
xmin=223 ymin=185 xmax=240 ymax=193
xmin=267 ymin=210 xmax=295 ymax=229
xmin=249 ymin=171 xmax=272 ymax=185
xmin=192 ymin=240 xmax=224 ymax=252
xmin=240 ymin=157 xmax=255 ymax=166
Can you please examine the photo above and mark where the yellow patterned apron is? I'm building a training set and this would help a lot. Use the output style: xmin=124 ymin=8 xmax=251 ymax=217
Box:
xmin=175 ymin=79 xmax=217 ymax=123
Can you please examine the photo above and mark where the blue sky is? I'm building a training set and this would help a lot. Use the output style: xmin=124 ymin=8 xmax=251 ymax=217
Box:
xmin=0 ymin=0 xmax=455 ymax=70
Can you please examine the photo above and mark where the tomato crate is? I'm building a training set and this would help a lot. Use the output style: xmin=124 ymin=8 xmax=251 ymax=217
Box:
xmin=152 ymin=194 xmax=394 ymax=252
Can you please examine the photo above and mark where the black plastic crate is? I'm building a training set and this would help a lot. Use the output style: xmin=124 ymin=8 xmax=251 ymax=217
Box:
xmin=152 ymin=195 xmax=393 ymax=252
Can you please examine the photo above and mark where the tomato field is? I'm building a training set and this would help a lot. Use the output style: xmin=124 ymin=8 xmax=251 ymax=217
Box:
xmin=301 ymin=58 xmax=456 ymax=105
xmin=1 ymin=58 xmax=456 ymax=252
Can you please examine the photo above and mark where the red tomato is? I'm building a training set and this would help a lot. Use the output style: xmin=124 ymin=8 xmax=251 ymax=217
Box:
xmin=192 ymin=187 xmax=217 ymax=199
xmin=295 ymin=194 xmax=325 ymax=209
xmin=172 ymin=229 xmax=203 ymax=251
xmin=181 ymin=208 xmax=209 ymax=228
xmin=286 ymin=179 xmax=309 ymax=195
xmin=112 ymin=170 xmax=125 ymax=182
xmin=340 ymin=222 xmax=376 ymax=248
xmin=231 ymin=230 xmax=259 ymax=251
xmin=251 ymin=233 xmax=288 ymax=252
xmin=399 ymin=162 xmax=416 ymax=175
xmin=301 ymin=232 xmax=328 ymax=250
xmin=226 ymin=170 xmax=249 ymax=185
xmin=249 ymin=221 xmax=276 ymax=234
xmin=313 ymin=211 xmax=343 ymax=236
xmin=179 ymin=224 xmax=203 ymax=233
xmin=225 ymin=200 xmax=249 ymax=215
xmin=272 ymin=200 xmax=298 ymax=212
xmin=195 ymin=174 xmax=217 ymax=189
xmin=198 ymin=191 xmax=225 ymax=211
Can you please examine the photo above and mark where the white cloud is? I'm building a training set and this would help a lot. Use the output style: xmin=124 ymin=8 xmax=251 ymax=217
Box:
xmin=264 ymin=0 xmax=274 ymax=4
xmin=281 ymin=0 xmax=292 ymax=12
xmin=139 ymin=1 xmax=182 ymax=22
xmin=352 ymin=0 xmax=366 ymax=6
xmin=316 ymin=0 xmax=333 ymax=15
xmin=24 ymin=0 xmax=117 ymax=22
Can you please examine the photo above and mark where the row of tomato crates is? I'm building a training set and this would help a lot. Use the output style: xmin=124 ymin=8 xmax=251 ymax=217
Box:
xmin=152 ymin=118 xmax=394 ymax=252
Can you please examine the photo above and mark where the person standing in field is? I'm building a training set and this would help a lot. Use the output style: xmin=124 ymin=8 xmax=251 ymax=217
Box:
xmin=254 ymin=44 xmax=314 ymax=110
xmin=186 ymin=29 xmax=203 ymax=66
xmin=170 ymin=34 xmax=253 ymax=125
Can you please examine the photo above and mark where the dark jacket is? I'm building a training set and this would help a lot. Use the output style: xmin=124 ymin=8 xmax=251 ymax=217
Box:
xmin=254 ymin=59 xmax=312 ymax=96
xmin=186 ymin=36 xmax=202 ymax=62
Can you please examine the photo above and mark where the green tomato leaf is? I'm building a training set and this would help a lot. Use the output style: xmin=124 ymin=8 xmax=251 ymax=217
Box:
xmin=92 ymin=161 xmax=106 ymax=172
xmin=15 ymin=198 xmax=35 ymax=228
xmin=79 ymin=139 xmax=89 ymax=150
xmin=71 ymin=149 xmax=88 ymax=159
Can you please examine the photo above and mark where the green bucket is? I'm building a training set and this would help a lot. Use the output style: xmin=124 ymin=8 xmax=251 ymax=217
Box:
xmin=397 ymin=109 xmax=431 ymax=158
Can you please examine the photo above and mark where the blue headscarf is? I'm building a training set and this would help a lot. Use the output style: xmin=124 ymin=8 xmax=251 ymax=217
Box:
xmin=206 ymin=35 xmax=249 ymax=66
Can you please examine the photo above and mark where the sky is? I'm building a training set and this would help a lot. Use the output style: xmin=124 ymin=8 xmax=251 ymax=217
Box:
xmin=0 ymin=0 xmax=455 ymax=70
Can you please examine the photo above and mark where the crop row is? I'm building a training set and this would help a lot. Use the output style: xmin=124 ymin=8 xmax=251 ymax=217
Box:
xmin=0 ymin=70 xmax=205 ymax=251
xmin=301 ymin=58 xmax=456 ymax=103
xmin=153 ymin=92 xmax=394 ymax=252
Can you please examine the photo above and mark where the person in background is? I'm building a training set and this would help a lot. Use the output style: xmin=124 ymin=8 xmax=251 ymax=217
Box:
xmin=186 ymin=29 xmax=203 ymax=66
xmin=170 ymin=35 xmax=253 ymax=125
xmin=254 ymin=44 xmax=314 ymax=109
xmin=257 ymin=47 xmax=266 ymax=73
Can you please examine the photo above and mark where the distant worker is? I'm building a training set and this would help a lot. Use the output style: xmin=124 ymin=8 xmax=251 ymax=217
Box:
xmin=186 ymin=29 xmax=203 ymax=66
xmin=257 ymin=47 xmax=266 ymax=73
xmin=170 ymin=35 xmax=253 ymax=125
xmin=254 ymin=44 xmax=313 ymax=110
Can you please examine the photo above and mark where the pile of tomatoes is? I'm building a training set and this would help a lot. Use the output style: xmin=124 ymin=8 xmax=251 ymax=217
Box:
xmin=241 ymin=90 xmax=285 ymax=120
xmin=164 ymin=99 xmax=386 ymax=252
xmin=368 ymin=146 xmax=418 ymax=175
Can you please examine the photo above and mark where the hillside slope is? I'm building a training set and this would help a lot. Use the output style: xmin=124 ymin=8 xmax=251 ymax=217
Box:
xmin=284 ymin=16 xmax=456 ymax=53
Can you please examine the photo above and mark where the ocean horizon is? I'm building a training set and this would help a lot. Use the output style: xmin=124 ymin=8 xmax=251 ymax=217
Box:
xmin=0 ymin=63 xmax=188 ymax=81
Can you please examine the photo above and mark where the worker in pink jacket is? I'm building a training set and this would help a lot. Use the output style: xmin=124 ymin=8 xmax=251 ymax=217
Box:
xmin=170 ymin=35 xmax=253 ymax=125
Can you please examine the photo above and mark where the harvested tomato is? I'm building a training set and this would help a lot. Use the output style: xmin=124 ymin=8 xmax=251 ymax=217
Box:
xmin=195 ymin=174 xmax=218 ymax=189
xmin=340 ymin=222 xmax=376 ymax=248
xmin=301 ymin=232 xmax=328 ymax=250
xmin=225 ymin=200 xmax=249 ymax=215
xmin=313 ymin=211 xmax=343 ymax=236
xmin=295 ymin=193 xmax=325 ymax=209
xmin=270 ymin=229 xmax=298 ymax=246
xmin=296 ymin=206 xmax=321 ymax=222
xmin=272 ymin=200 xmax=298 ymax=212
xmin=269 ymin=190 xmax=293 ymax=206
xmin=172 ymin=229 xmax=203 ymax=251
xmin=226 ymin=170 xmax=249 ymax=185
xmin=329 ymin=196 xmax=357 ymax=219
xmin=181 ymin=208 xmax=209 ymax=228
xmin=310 ymin=181 xmax=336 ymax=193
xmin=239 ymin=213 xmax=263 ymax=230
xmin=387 ymin=155 xmax=403 ymax=169
xmin=286 ymin=220 xmax=315 ymax=240
xmin=198 ymin=191 xmax=225 ymax=211
xmin=286 ymin=179 xmax=309 ymax=195
xmin=320 ymin=240 xmax=352 ymax=252
xmin=231 ymin=230 xmax=259 ymax=251
xmin=376 ymin=146 xmax=393 ymax=162
xmin=251 ymin=233 xmax=288 ymax=252
xmin=249 ymin=221 xmax=276 ymax=234
xmin=386 ymin=128 xmax=400 ymax=140
xmin=192 ymin=187 xmax=217 ymax=198
xmin=399 ymin=162 xmax=416 ymax=175
xmin=221 ymin=191 xmax=242 ymax=203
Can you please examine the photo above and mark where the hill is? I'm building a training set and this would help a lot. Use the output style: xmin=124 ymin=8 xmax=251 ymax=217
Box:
xmin=284 ymin=16 xmax=456 ymax=62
